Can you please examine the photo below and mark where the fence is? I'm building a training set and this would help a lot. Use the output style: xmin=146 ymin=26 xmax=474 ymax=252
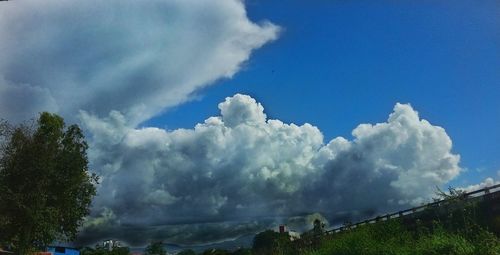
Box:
xmin=325 ymin=183 xmax=500 ymax=235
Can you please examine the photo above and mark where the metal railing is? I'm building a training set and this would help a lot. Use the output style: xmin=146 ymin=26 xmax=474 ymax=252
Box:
xmin=325 ymin=183 xmax=500 ymax=234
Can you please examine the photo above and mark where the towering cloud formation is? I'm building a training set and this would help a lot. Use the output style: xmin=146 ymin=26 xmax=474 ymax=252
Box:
xmin=78 ymin=94 xmax=461 ymax=245
xmin=0 ymin=0 xmax=469 ymax=247
xmin=0 ymin=0 xmax=279 ymax=124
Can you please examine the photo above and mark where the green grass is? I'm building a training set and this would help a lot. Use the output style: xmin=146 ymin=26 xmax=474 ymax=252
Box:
xmin=304 ymin=220 xmax=500 ymax=255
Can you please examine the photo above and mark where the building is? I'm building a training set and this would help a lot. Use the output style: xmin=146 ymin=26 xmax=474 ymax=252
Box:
xmin=46 ymin=246 xmax=80 ymax=255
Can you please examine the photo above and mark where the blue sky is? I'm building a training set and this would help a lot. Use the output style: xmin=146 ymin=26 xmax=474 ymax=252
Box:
xmin=1 ymin=0 xmax=499 ymax=246
xmin=146 ymin=0 xmax=500 ymax=187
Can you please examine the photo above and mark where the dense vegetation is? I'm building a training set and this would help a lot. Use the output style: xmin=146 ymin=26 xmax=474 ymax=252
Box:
xmin=0 ymin=113 xmax=98 ymax=255
xmin=81 ymin=246 xmax=130 ymax=255
xmin=192 ymin=187 xmax=500 ymax=255
xmin=176 ymin=219 xmax=499 ymax=255
xmin=145 ymin=241 xmax=167 ymax=255
xmin=305 ymin=220 xmax=499 ymax=255
xmin=269 ymin=188 xmax=500 ymax=255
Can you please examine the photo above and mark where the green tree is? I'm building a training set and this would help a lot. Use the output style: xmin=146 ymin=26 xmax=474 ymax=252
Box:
xmin=433 ymin=186 xmax=467 ymax=202
xmin=312 ymin=219 xmax=325 ymax=237
xmin=0 ymin=113 xmax=98 ymax=254
xmin=145 ymin=241 xmax=166 ymax=255
xmin=252 ymin=230 xmax=292 ymax=255
xmin=110 ymin=246 xmax=130 ymax=255
xmin=80 ymin=246 xmax=130 ymax=255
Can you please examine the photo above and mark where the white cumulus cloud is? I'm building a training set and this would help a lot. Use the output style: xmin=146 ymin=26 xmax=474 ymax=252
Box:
xmin=0 ymin=0 xmax=279 ymax=124
xmin=0 ymin=0 xmax=469 ymax=247
xmin=460 ymin=177 xmax=500 ymax=193
xmin=77 ymin=94 xmax=462 ymax=245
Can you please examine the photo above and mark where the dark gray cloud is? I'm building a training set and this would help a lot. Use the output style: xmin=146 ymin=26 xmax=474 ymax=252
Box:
xmin=79 ymin=209 xmax=271 ymax=247
xmin=0 ymin=0 xmax=282 ymax=246
xmin=0 ymin=76 xmax=59 ymax=122
xmin=0 ymin=0 xmax=279 ymax=124
xmin=78 ymin=94 xmax=462 ymax=246
xmin=0 ymin=0 xmax=471 ymax=247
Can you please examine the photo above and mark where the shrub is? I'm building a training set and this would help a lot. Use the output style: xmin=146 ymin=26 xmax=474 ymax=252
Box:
xmin=305 ymin=220 xmax=499 ymax=255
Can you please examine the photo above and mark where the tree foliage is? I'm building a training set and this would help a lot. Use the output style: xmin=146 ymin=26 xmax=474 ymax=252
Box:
xmin=145 ymin=241 xmax=166 ymax=255
xmin=304 ymin=220 xmax=500 ymax=255
xmin=81 ymin=246 xmax=130 ymax=255
xmin=433 ymin=186 xmax=468 ymax=202
xmin=0 ymin=113 xmax=98 ymax=254
xmin=252 ymin=230 xmax=292 ymax=255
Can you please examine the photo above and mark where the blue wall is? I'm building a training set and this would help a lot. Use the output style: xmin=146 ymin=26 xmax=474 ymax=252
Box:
xmin=47 ymin=246 xmax=79 ymax=255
